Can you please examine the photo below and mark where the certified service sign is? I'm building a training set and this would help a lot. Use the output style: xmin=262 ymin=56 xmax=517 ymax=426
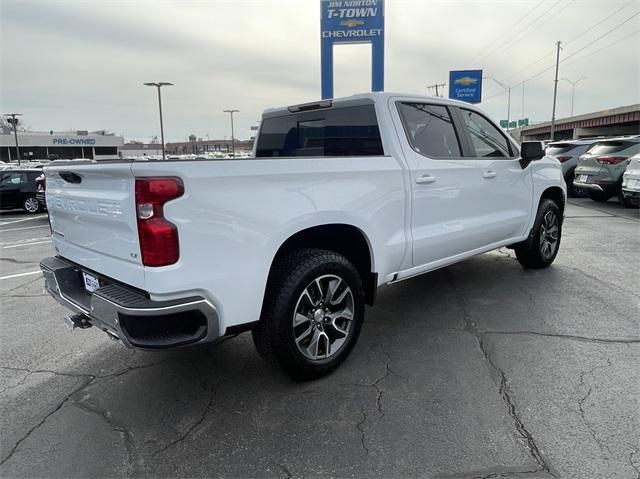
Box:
xmin=320 ymin=0 xmax=385 ymax=99
xmin=448 ymin=70 xmax=483 ymax=104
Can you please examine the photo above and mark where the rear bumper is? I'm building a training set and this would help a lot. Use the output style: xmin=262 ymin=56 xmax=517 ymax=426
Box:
xmin=36 ymin=191 xmax=46 ymax=207
xmin=40 ymin=256 xmax=219 ymax=349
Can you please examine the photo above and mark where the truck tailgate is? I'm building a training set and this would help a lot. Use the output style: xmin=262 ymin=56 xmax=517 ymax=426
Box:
xmin=45 ymin=162 xmax=145 ymax=288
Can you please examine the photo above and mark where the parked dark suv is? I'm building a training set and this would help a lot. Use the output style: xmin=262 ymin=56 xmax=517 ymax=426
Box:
xmin=0 ymin=169 xmax=45 ymax=213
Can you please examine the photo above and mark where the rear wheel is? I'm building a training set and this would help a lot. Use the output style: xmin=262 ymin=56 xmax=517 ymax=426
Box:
xmin=252 ymin=248 xmax=365 ymax=380
xmin=514 ymin=199 xmax=561 ymax=269
xmin=23 ymin=196 xmax=41 ymax=214
xmin=587 ymin=191 xmax=612 ymax=202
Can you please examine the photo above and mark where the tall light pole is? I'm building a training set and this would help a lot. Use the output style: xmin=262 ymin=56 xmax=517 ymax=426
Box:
xmin=562 ymin=76 xmax=586 ymax=118
xmin=550 ymin=41 xmax=562 ymax=141
xmin=223 ymin=109 xmax=239 ymax=158
xmin=143 ymin=82 xmax=173 ymax=160
xmin=485 ymin=77 xmax=511 ymax=131
xmin=4 ymin=113 xmax=22 ymax=165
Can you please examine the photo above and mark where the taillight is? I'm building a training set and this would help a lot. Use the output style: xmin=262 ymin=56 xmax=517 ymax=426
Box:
xmin=135 ymin=177 xmax=184 ymax=267
xmin=596 ymin=156 xmax=627 ymax=165
xmin=556 ymin=156 xmax=572 ymax=162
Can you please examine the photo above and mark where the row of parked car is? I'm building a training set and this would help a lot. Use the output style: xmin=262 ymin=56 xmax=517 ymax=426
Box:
xmin=545 ymin=135 xmax=640 ymax=207
xmin=2 ymin=137 xmax=640 ymax=214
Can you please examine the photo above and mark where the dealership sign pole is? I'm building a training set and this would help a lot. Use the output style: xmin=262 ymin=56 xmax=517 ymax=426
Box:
xmin=320 ymin=0 xmax=385 ymax=100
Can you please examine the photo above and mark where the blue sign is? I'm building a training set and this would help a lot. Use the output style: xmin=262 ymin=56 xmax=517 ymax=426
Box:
xmin=321 ymin=0 xmax=385 ymax=99
xmin=448 ymin=70 xmax=483 ymax=103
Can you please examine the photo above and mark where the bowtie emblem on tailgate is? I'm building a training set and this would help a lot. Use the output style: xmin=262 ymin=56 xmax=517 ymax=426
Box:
xmin=48 ymin=195 xmax=123 ymax=217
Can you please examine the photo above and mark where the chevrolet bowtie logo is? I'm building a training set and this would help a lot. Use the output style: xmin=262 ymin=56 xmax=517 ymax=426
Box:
xmin=340 ymin=19 xmax=364 ymax=28
xmin=454 ymin=76 xmax=479 ymax=86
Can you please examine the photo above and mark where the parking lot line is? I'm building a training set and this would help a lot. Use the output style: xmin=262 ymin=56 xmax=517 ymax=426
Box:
xmin=0 ymin=215 xmax=48 ymax=226
xmin=0 ymin=270 xmax=42 ymax=281
xmin=0 ymin=225 xmax=50 ymax=233
xmin=2 ymin=240 xmax=52 ymax=249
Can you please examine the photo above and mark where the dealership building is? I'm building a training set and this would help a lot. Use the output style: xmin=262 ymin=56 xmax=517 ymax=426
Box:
xmin=0 ymin=126 xmax=124 ymax=162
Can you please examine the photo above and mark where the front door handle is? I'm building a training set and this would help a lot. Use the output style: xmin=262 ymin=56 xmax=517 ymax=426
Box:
xmin=415 ymin=175 xmax=436 ymax=184
xmin=483 ymin=170 xmax=497 ymax=179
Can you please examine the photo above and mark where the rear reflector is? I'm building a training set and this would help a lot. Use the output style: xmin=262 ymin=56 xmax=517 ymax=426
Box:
xmin=596 ymin=156 xmax=627 ymax=165
xmin=556 ymin=156 xmax=572 ymax=163
xmin=135 ymin=177 xmax=184 ymax=267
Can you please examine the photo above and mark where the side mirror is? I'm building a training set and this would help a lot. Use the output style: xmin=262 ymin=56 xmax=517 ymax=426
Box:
xmin=519 ymin=141 xmax=545 ymax=168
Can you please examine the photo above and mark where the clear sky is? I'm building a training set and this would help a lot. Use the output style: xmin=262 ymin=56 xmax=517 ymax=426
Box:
xmin=1 ymin=0 xmax=638 ymax=142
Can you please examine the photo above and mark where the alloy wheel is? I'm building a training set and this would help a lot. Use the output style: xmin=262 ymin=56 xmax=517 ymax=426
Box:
xmin=539 ymin=210 xmax=559 ymax=260
xmin=292 ymin=274 xmax=354 ymax=361
xmin=24 ymin=197 xmax=39 ymax=213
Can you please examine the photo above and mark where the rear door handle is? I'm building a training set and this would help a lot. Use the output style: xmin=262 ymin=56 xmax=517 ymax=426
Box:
xmin=415 ymin=175 xmax=436 ymax=184
xmin=483 ymin=170 xmax=497 ymax=179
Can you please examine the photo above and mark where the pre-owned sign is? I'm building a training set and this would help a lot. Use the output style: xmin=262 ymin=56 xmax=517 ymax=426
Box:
xmin=320 ymin=0 xmax=385 ymax=99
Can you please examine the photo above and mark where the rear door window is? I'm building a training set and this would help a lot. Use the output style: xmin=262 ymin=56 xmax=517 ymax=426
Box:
xmin=459 ymin=109 xmax=513 ymax=158
xmin=256 ymin=104 xmax=383 ymax=157
xmin=396 ymin=103 xmax=462 ymax=158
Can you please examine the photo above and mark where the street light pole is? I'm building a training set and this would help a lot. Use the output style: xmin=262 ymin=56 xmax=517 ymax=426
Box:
xmin=550 ymin=41 xmax=562 ymax=141
xmin=223 ymin=109 xmax=239 ymax=158
xmin=484 ymin=77 xmax=511 ymax=131
xmin=4 ymin=113 xmax=22 ymax=165
xmin=143 ymin=82 xmax=173 ymax=160
xmin=562 ymin=76 xmax=587 ymax=117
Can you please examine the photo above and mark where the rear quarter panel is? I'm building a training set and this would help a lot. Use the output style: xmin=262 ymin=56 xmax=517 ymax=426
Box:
xmin=132 ymin=157 xmax=406 ymax=331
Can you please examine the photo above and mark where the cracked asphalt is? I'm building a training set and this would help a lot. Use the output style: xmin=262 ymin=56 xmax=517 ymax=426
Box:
xmin=1 ymin=198 xmax=638 ymax=479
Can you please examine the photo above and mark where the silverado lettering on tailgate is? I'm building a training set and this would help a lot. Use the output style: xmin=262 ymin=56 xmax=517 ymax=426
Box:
xmin=48 ymin=195 xmax=124 ymax=217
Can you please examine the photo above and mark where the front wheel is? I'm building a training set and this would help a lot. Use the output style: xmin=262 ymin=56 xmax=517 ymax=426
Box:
xmin=252 ymin=248 xmax=365 ymax=380
xmin=23 ymin=196 xmax=41 ymax=214
xmin=514 ymin=199 xmax=562 ymax=269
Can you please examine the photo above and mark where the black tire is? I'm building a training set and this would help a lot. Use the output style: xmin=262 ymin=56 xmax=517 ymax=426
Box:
xmin=566 ymin=170 xmax=587 ymax=198
xmin=587 ymin=191 xmax=612 ymax=202
xmin=22 ymin=196 xmax=41 ymax=214
xmin=619 ymin=190 xmax=640 ymax=208
xmin=514 ymin=199 xmax=562 ymax=269
xmin=252 ymin=248 xmax=365 ymax=380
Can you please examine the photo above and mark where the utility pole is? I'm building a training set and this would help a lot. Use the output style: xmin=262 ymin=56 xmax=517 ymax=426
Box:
xmin=484 ymin=77 xmax=511 ymax=131
xmin=562 ymin=76 xmax=587 ymax=117
xmin=143 ymin=82 xmax=173 ymax=160
xmin=223 ymin=109 xmax=239 ymax=158
xmin=521 ymin=80 xmax=525 ymax=121
xmin=550 ymin=41 xmax=562 ymax=141
xmin=4 ymin=113 xmax=22 ymax=165
xmin=427 ymin=83 xmax=446 ymax=98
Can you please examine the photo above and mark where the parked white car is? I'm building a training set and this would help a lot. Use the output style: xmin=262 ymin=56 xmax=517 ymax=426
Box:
xmin=40 ymin=93 xmax=566 ymax=379
xmin=621 ymin=154 xmax=640 ymax=206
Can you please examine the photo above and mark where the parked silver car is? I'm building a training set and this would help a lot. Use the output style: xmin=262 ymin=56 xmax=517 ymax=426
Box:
xmin=546 ymin=139 xmax=599 ymax=197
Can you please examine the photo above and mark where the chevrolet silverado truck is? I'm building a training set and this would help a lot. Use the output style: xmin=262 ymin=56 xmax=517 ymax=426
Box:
xmin=40 ymin=93 xmax=566 ymax=379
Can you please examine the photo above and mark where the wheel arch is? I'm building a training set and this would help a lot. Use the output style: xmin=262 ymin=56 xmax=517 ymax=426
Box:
xmin=265 ymin=223 xmax=377 ymax=306
xmin=540 ymin=186 xmax=565 ymax=217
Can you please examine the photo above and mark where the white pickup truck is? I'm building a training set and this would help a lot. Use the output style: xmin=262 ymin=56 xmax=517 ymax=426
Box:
xmin=40 ymin=93 xmax=566 ymax=379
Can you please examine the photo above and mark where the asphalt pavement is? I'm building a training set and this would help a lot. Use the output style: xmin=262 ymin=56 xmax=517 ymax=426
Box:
xmin=0 ymin=198 xmax=638 ymax=478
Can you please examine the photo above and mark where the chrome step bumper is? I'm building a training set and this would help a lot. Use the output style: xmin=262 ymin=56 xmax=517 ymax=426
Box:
xmin=40 ymin=256 xmax=219 ymax=349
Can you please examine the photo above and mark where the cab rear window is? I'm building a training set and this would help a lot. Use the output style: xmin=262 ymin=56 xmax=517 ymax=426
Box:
xmin=547 ymin=143 xmax=577 ymax=155
xmin=256 ymin=105 xmax=383 ymax=157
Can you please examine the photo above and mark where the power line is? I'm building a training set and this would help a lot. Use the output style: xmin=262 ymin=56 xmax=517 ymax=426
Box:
xmin=561 ymin=29 xmax=640 ymax=69
xmin=474 ymin=0 xmax=566 ymax=66
xmin=464 ymin=0 xmax=546 ymax=67
xmin=515 ymin=10 xmax=640 ymax=86
xmin=498 ymin=2 xmax=634 ymax=84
